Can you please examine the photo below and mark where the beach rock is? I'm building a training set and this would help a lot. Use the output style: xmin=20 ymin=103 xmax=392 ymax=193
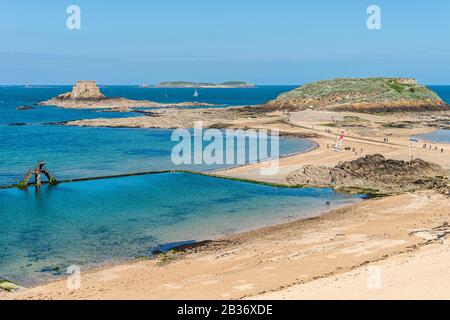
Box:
xmin=98 ymin=106 xmax=134 ymax=113
xmin=286 ymin=154 xmax=449 ymax=194
xmin=16 ymin=105 xmax=33 ymax=110
xmin=286 ymin=165 xmax=334 ymax=186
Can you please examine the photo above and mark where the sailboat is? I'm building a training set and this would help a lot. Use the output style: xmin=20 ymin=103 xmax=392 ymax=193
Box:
xmin=193 ymin=89 xmax=199 ymax=97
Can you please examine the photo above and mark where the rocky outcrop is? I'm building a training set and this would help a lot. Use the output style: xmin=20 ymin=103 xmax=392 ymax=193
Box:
xmin=40 ymin=80 xmax=108 ymax=108
xmin=286 ymin=154 xmax=449 ymax=194
xmin=267 ymin=78 xmax=448 ymax=113
xmin=16 ymin=105 xmax=33 ymax=110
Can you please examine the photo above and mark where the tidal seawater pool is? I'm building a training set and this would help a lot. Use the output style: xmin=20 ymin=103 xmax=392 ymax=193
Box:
xmin=0 ymin=172 xmax=363 ymax=286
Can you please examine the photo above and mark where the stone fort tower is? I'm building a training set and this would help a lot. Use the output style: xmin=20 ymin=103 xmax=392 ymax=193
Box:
xmin=71 ymin=80 xmax=105 ymax=100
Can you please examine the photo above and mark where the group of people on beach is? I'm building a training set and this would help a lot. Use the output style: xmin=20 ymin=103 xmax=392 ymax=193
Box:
xmin=422 ymin=143 xmax=444 ymax=153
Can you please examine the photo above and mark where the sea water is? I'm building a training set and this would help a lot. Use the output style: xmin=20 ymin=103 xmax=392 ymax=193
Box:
xmin=415 ymin=129 xmax=450 ymax=144
xmin=0 ymin=172 xmax=363 ymax=286
xmin=0 ymin=85 xmax=304 ymax=186
xmin=0 ymin=125 xmax=316 ymax=186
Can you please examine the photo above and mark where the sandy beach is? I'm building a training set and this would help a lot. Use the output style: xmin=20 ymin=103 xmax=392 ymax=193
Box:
xmin=2 ymin=191 xmax=449 ymax=300
xmin=251 ymin=239 xmax=450 ymax=300
xmin=2 ymin=109 xmax=449 ymax=300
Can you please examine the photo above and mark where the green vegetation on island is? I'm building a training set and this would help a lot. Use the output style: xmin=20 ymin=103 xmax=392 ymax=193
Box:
xmin=155 ymin=81 xmax=255 ymax=88
xmin=268 ymin=78 xmax=447 ymax=113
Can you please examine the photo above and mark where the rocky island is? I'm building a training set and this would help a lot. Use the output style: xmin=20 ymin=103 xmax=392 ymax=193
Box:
xmin=154 ymin=81 xmax=255 ymax=88
xmin=267 ymin=78 xmax=448 ymax=113
xmin=40 ymin=80 xmax=218 ymax=109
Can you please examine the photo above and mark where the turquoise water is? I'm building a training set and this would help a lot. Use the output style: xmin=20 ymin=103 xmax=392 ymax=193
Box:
xmin=0 ymin=85 xmax=307 ymax=186
xmin=0 ymin=172 xmax=362 ymax=286
xmin=0 ymin=125 xmax=314 ymax=186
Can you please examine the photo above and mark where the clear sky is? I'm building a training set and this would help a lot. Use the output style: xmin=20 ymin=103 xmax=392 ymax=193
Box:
xmin=1 ymin=0 xmax=450 ymax=84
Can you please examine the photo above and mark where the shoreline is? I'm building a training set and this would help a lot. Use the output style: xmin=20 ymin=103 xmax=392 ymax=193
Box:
xmin=2 ymin=190 xmax=449 ymax=300
xmin=2 ymin=194 xmax=363 ymax=290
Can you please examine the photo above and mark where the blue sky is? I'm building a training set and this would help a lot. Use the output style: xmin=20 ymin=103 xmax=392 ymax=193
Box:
xmin=1 ymin=0 xmax=450 ymax=84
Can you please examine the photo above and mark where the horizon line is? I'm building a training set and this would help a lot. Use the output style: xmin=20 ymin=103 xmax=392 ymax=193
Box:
xmin=1 ymin=83 xmax=450 ymax=87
